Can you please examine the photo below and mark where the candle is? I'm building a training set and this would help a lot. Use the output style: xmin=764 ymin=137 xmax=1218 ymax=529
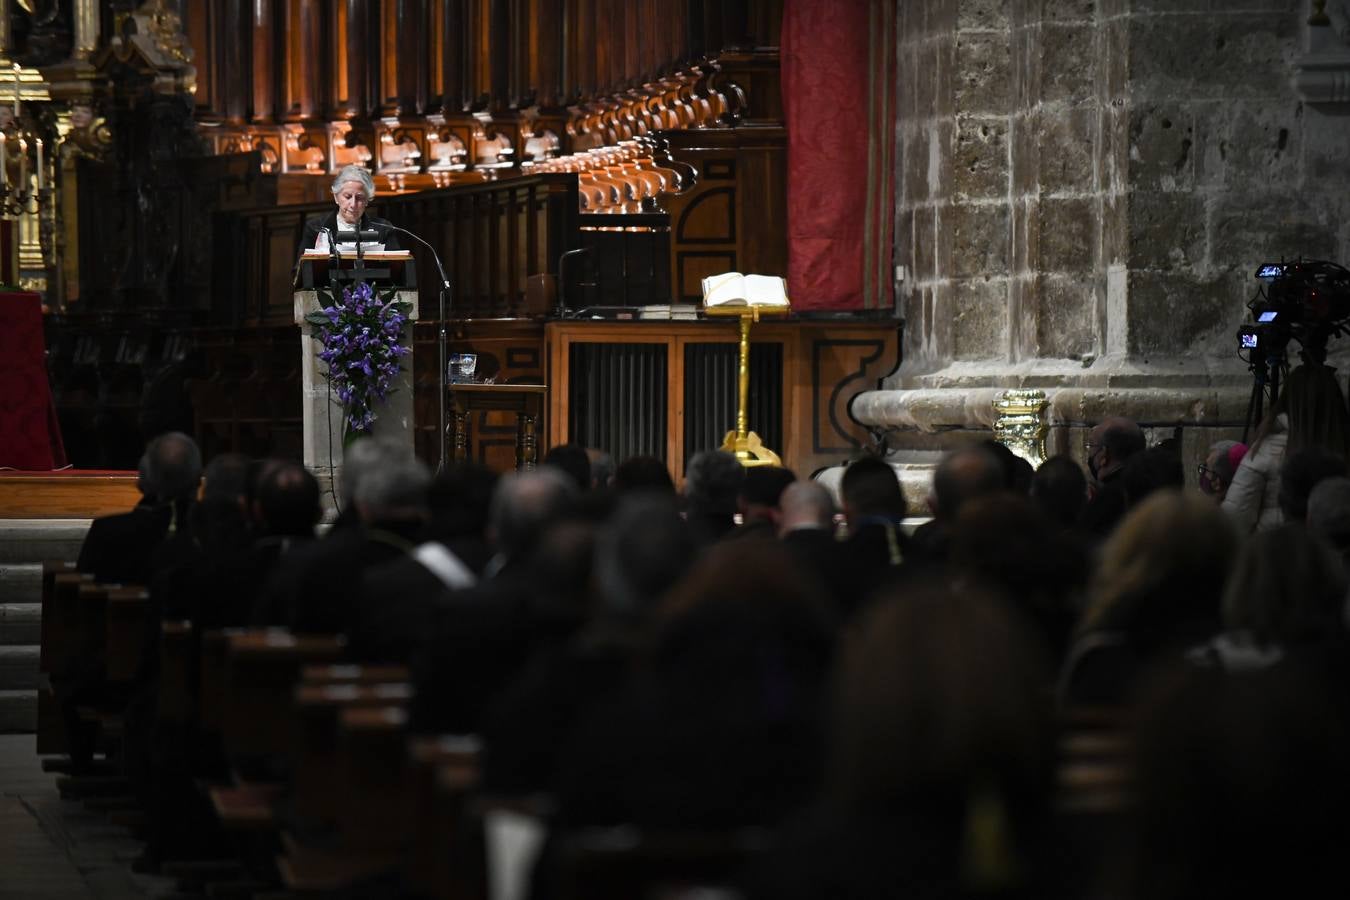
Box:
xmin=35 ymin=138 xmax=41 ymax=189
xmin=19 ymin=138 xmax=26 ymax=187
xmin=1 ymin=133 xmax=7 ymax=188
xmin=11 ymin=65 xmax=17 ymax=118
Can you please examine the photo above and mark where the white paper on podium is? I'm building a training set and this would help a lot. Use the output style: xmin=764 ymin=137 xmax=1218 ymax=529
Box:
xmin=313 ymin=230 xmax=385 ymax=253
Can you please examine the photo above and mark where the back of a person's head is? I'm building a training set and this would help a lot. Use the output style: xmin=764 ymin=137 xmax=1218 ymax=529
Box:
xmin=656 ymin=538 xmax=835 ymax=682
xmin=739 ymin=465 xmax=797 ymax=510
xmin=1278 ymin=445 xmax=1347 ymax=522
xmin=340 ymin=436 xmax=410 ymax=509
xmin=426 ymin=461 xmax=499 ymax=542
xmin=950 ymin=494 xmax=1087 ymax=662
xmin=1223 ymin=524 xmax=1347 ymax=649
xmin=1207 ymin=439 xmax=1245 ymax=484
xmin=1122 ymin=445 xmax=1185 ymax=507
xmin=830 ymin=582 xmax=1053 ymax=829
xmin=931 ymin=445 xmax=1005 ymax=521
xmin=354 ymin=454 xmax=432 ymax=525
xmin=201 ymin=453 xmax=251 ymax=504
xmin=145 ymin=431 xmax=203 ymax=502
xmin=542 ymin=442 xmax=593 ymax=492
xmin=613 ymin=455 xmax=675 ymax=496
xmin=255 ymin=460 xmax=321 ymax=537
xmin=595 ymin=493 xmax=696 ymax=622
xmin=489 ymin=467 xmax=581 ymax=561
xmin=840 ymin=455 xmax=905 ymax=522
xmin=1099 ymin=417 xmax=1147 ymax=463
xmin=586 ymin=447 xmax=616 ymax=491
xmin=1284 ymin=362 xmax=1350 ymax=458
xmin=1307 ymin=475 xmax=1350 ymax=553
xmin=1127 ymin=662 xmax=1350 ymax=900
xmin=980 ymin=439 xmax=1031 ymax=494
xmin=1030 ymin=455 xmax=1087 ymax=527
xmin=779 ymin=480 xmax=836 ymax=531
xmin=1084 ymin=490 xmax=1237 ymax=647
xmin=683 ymin=449 xmax=744 ymax=516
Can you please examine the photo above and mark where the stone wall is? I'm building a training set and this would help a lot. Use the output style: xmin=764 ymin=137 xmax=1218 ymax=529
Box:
xmin=866 ymin=0 xmax=1350 ymax=467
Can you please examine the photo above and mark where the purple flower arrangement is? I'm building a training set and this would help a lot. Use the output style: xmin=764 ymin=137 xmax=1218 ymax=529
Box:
xmin=304 ymin=280 xmax=412 ymax=439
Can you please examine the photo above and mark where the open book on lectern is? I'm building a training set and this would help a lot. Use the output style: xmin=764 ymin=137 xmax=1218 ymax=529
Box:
xmin=701 ymin=271 xmax=789 ymax=307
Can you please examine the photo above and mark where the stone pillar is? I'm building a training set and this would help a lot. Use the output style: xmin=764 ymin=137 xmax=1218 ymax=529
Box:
xmin=863 ymin=0 xmax=1350 ymax=479
xmin=294 ymin=289 xmax=419 ymax=510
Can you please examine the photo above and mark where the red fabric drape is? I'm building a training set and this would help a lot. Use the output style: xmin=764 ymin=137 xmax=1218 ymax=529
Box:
xmin=0 ymin=291 xmax=68 ymax=470
xmin=783 ymin=0 xmax=896 ymax=312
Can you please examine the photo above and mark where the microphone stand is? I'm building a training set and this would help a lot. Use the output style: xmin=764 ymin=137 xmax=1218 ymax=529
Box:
xmin=386 ymin=224 xmax=453 ymax=473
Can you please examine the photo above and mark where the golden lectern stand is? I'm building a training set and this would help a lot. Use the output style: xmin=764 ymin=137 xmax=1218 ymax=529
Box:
xmin=704 ymin=304 xmax=789 ymax=467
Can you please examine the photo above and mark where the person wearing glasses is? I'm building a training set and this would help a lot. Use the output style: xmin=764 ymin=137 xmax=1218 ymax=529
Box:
xmin=1197 ymin=440 xmax=1246 ymax=503
xmin=1079 ymin=417 xmax=1146 ymax=538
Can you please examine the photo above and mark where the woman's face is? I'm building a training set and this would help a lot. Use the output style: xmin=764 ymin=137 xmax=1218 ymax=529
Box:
xmin=334 ymin=180 xmax=369 ymax=225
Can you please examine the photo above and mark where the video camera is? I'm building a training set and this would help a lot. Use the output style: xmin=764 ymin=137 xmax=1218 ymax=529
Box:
xmin=1237 ymin=258 xmax=1350 ymax=360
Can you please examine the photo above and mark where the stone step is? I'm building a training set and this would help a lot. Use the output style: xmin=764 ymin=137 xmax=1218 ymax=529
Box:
xmin=0 ymin=604 xmax=40 ymax=646
xmin=0 ymin=520 xmax=90 ymax=567
xmin=0 ymin=645 xmax=40 ymax=691
xmin=0 ymin=689 xmax=36 ymax=733
xmin=0 ymin=562 xmax=42 ymax=604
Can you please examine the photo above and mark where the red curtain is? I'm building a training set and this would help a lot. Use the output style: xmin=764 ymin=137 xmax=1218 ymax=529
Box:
xmin=782 ymin=0 xmax=896 ymax=312
xmin=0 ymin=292 xmax=68 ymax=470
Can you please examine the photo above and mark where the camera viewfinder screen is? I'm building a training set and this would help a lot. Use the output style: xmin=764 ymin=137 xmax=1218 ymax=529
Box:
xmin=1257 ymin=264 xmax=1284 ymax=279
xmin=1258 ymin=311 xmax=1279 ymax=323
xmin=1241 ymin=333 xmax=1259 ymax=350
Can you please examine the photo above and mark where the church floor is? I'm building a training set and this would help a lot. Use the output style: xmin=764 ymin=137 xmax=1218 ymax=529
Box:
xmin=0 ymin=735 xmax=176 ymax=899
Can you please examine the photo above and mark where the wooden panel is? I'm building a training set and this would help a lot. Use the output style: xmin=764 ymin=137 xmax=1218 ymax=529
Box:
xmin=251 ymin=0 xmax=275 ymax=122
xmin=545 ymin=319 xmax=900 ymax=479
xmin=0 ymin=474 xmax=140 ymax=519
xmin=280 ymin=0 xmax=323 ymax=120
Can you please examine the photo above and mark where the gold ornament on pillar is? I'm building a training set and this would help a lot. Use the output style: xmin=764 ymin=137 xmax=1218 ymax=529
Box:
xmin=993 ymin=390 xmax=1050 ymax=469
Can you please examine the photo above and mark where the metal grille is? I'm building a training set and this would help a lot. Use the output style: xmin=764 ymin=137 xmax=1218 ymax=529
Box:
xmin=682 ymin=342 xmax=783 ymax=473
xmin=567 ymin=343 xmax=668 ymax=461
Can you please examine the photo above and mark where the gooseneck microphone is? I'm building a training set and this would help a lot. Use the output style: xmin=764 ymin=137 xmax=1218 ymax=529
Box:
xmin=383 ymin=223 xmax=454 ymax=473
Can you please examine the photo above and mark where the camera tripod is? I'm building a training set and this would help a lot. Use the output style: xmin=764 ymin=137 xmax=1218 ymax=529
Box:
xmin=1243 ymin=348 xmax=1285 ymax=444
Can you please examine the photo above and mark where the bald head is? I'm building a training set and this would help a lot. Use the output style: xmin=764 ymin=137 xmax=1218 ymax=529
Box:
xmin=778 ymin=480 xmax=836 ymax=535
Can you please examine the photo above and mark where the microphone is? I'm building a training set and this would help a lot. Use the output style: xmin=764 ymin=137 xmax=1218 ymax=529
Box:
xmin=321 ymin=226 xmax=341 ymax=290
xmin=381 ymin=223 xmax=453 ymax=475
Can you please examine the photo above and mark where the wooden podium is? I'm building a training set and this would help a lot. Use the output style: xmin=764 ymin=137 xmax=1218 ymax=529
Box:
xmin=294 ymin=251 xmax=418 ymax=510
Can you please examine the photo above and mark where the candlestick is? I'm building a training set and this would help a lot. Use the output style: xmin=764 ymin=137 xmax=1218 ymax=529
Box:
xmin=35 ymin=138 xmax=41 ymax=189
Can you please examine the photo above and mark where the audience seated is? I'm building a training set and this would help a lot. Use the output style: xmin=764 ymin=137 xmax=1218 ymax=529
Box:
xmin=77 ymin=431 xmax=203 ymax=585
xmin=1060 ymin=491 xmax=1236 ymax=708
xmin=46 ymin=427 xmax=1350 ymax=899
xmin=727 ymin=465 xmax=797 ymax=541
xmin=1277 ymin=445 xmax=1348 ymax=524
xmin=1224 ymin=363 xmax=1350 ymax=533
xmin=746 ymin=582 xmax=1055 ymax=900
xmin=908 ymin=444 xmax=1005 ymax=565
xmin=1029 ymin=454 xmax=1088 ymax=528
xmin=1124 ymin=662 xmax=1350 ymax=900
xmin=1190 ymin=524 xmax=1348 ymax=672
xmin=1198 ymin=439 xmax=1246 ymax=502
xmin=682 ymin=450 xmax=744 ymax=547
xmin=1079 ymin=417 xmax=1146 ymax=539
xmin=1307 ymin=476 xmax=1350 ymax=565
xmin=835 ymin=456 xmax=910 ymax=613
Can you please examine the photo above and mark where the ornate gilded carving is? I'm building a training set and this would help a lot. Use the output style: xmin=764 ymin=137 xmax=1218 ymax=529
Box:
xmin=993 ymin=389 xmax=1050 ymax=469
xmin=57 ymin=99 xmax=110 ymax=163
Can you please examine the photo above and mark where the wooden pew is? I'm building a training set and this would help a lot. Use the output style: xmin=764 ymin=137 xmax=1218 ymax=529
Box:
xmin=36 ymin=563 xmax=80 ymax=755
xmin=406 ymin=736 xmax=482 ymax=900
xmin=290 ymin=680 xmax=414 ymax=827
xmin=105 ymin=587 xmax=151 ymax=684
xmin=219 ymin=630 xmax=346 ymax=762
xmin=550 ymin=827 xmax=770 ymax=900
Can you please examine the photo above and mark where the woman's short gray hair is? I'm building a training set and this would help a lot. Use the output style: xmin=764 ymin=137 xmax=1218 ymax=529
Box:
xmin=331 ymin=164 xmax=375 ymax=201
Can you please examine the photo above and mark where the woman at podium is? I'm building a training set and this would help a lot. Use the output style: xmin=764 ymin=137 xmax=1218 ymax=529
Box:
xmin=301 ymin=164 xmax=402 ymax=252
